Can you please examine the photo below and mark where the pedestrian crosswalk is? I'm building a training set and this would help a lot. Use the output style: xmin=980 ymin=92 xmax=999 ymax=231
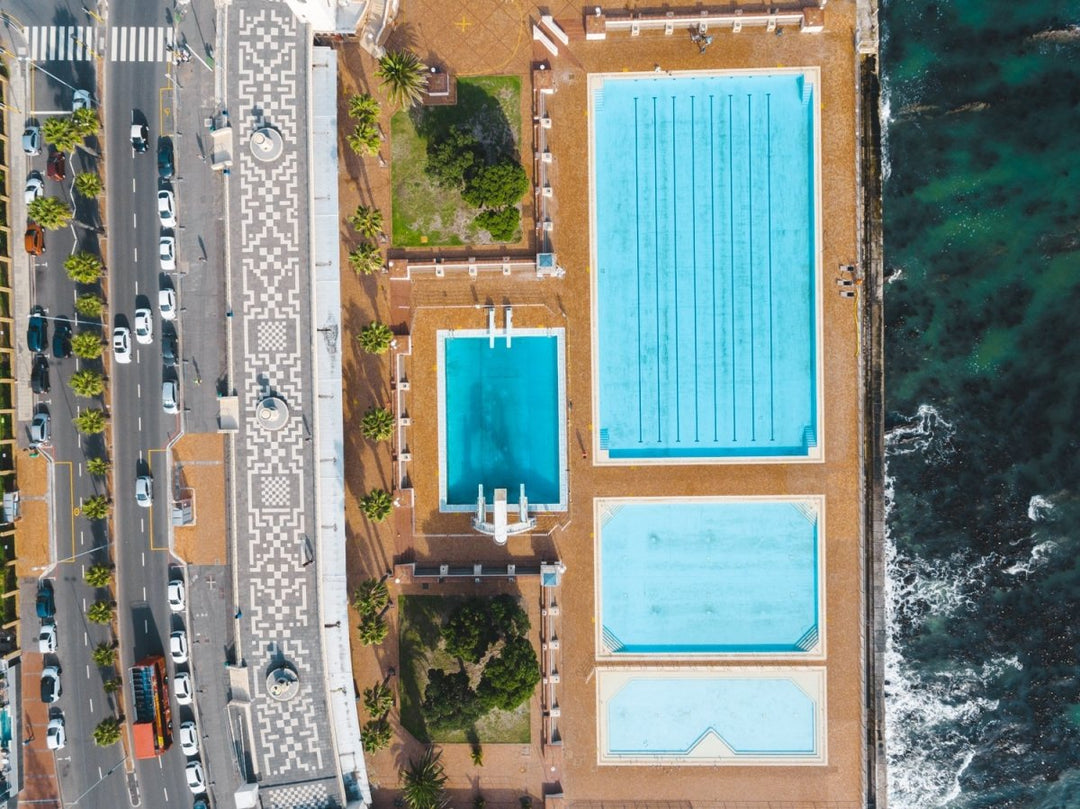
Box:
xmin=27 ymin=26 xmax=176 ymax=63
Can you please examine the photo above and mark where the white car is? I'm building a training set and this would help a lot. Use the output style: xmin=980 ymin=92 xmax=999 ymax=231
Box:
xmin=157 ymin=189 xmax=176 ymax=228
xmin=25 ymin=172 xmax=44 ymax=204
xmin=112 ymin=327 xmax=132 ymax=364
xmin=41 ymin=666 xmax=61 ymax=703
xmin=134 ymin=307 xmax=153 ymax=345
xmin=38 ymin=623 xmax=57 ymax=653
xmin=162 ymin=380 xmax=179 ymax=414
xmin=72 ymin=89 xmax=92 ymax=111
xmin=46 ymin=716 xmax=66 ymax=750
xmin=22 ymin=126 xmax=42 ymax=156
xmin=29 ymin=412 xmax=51 ymax=447
xmin=159 ymin=236 xmax=176 ymax=271
xmin=167 ymin=579 xmax=186 ymax=612
xmin=173 ymin=671 xmax=193 ymax=705
xmin=179 ymin=721 xmax=199 ymax=756
xmin=135 ymin=475 xmax=153 ymax=508
xmin=158 ymin=288 xmax=177 ymax=320
xmin=185 ymin=761 xmax=206 ymax=794
xmin=169 ymin=630 xmax=189 ymax=664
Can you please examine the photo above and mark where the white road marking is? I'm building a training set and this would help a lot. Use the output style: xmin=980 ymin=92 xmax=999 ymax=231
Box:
xmin=134 ymin=248 xmax=138 ymax=262
xmin=163 ymin=789 xmax=169 ymax=802
xmin=141 ymin=518 xmax=145 ymax=532
xmin=133 ymin=212 xmax=137 ymax=228
xmin=143 ymin=587 xmax=147 ymax=600
xmin=138 ymin=416 xmax=142 ymax=430
xmin=142 ymin=552 xmax=146 ymax=566
xmin=89 ymin=698 xmax=94 ymax=713
xmin=144 ymin=619 xmax=148 ymax=633
xmin=77 ymin=464 xmax=82 ymax=479
xmin=83 ymin=631 xmax=88 ymax=645
xmin=85 ymin=664 xmax=90 ymax=679
xmin=137 ymin=383 xmax=141 ymax=397
xmin=82 ymin=597 xmax=86 ymax=611
xmin=98 ymin=765 xmax=103 ymax=779
xmin=132 ymin=177 xmax=136 ymax=192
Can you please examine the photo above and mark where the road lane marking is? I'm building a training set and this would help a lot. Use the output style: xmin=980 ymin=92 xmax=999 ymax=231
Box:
xmin=142 ymin=552 xmax=145 ymax=566
xmin=89 ymin=698 xmax=94 ymax=714
xmin=132 ymin=177 xmax=136 ymax=193
xmin=82 ymin=597 xmax=86 ymax=611
xmin=98 ymin=765 xmax=103 ymax=779
xmin=163 ymin=788 xmax=168 ymax=801
xmin=140 ymin=518 xmax=145 ymax=532
xmin=137 ymin=383 xmax=141 ymax=397
xmin=138 ymin=416 xmax=143 ymax=430
xmin=143 ymin=587 xmax=147 ymax=600
xmin=86 ymin=664 xmax=90 ymax=679
xmin=83 ymin=631 xmax=88 ymax=645
xmin=133 ymin=212 xmax=137 ymax=228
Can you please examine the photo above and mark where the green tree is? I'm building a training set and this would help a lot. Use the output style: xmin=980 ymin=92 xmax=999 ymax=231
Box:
xmin=87 ymin=599 xmax=114 ymax=624
xmin=363 ymin=681 xmax=395 ymax=717
xmin=74 ymin=171 xmax=103 ymax=197
xmin=442 ymin=598 xmax=495 ymax=663
xmin=84 ymin=563 xmax=113 ymax=588
xmin=348 ymin=205 xmax=384 ymax=240
xmin=65 ymin=252 xmax=104 ymax=284
xmin=361 ymin=717 xmax=393 ymax=753
xmin=348 ymin=93 xmax=380 ymax=124
xmin=489 ymin=594 xmax=530 ymax=638
xmin=86 ymin=457 xmax=111 ymax=477
xmin=361 ymin=406 xmax=394 ymax=441
xmin=74 ymin=409 xmax=107 ymax=435
xmin=475 ymin=207 xmax=520 ymax=242
xmin=72 ymin=107 xmax=99 ymax=137
xmin=75 ymin=293 xmax=106 ymax=318
xmin=92 ymin=717 xmax=121 ymax=746
xmin=348 ymin=243 xmax=383 ymax=276
xmin=358 ymin=612 xmax=389 ymax=646
xmin=421 ymin=668 xmax=484 ymax=733
xmin=91 ymin=642 xmax=117 ymax=667
xmin=360 ymin=489 xmax=393 ymax=522
xmin=357 ymin=321 xmax=394 ymax=354
xmin=70 ymin=369 xmax=106 ymax=398
xmin=347 ymin=123 xmax=381 ymax=157
xmin=353 ymin=578 xmax=390 ymax=616
xmin=477 ymin=635 xmax=541 ymax=711
xmin=43 ymin=117 xmax=79 ymax=151
xmin=71 ymin=330 xmax=104 ymax=360
xmin=463 ymin=161 xmax=529 ymax=210
xmin=426 ymin=126 xmax=480 ymax=189
xmin=400 ymin=747 xmax=448 ymax=809
xmin=376 ymin=50 xmax=427 ymax=109
xmin=27 ymin=196 xmax=73 ymax=230
xmin=103 ymin=676 xmax=122 ymax=695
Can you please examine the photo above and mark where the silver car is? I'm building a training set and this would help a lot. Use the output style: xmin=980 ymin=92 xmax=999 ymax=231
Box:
xmin=22 ymin=126 xmax=42 ymax=156
xmin=135 ymin=475 xmax=153 ymax=508
xmin=159 ymin=236 xmax=176 ymax=271
xmin=162 ymin=380 xmax=179 ymax=414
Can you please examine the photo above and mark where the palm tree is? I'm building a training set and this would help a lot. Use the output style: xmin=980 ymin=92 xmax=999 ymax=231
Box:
xmin=348 ymin=93 xmax=380 ymax=123
xmin=86 ymin=457 xmax=111 ymax=477
xmin=71 ymin=331 xmax=104 ymax=360
xmin=358 ymin=612 xmax=389 ymax=646
xmin=361 ymin=717 xmax=392 ymax=753
xmin=65 ymin=252 xmax=104 ymax=284
xmin=91 ymin=642 xmax=117 ymax=667
xmin=72 ymin=107 xmax=99 ymax=137
xmin=348 ymin=243 xmax=383 ymax=276
xmin=84 ymin=563 xmax=113 ymax=587
xmin=28 ymin=196 xmax=73 ymax=230
xmin=82 ymin=495 xmax=111 ymax=521
xmin=353 ymin=578 xmax=390 ymax=615
xmin=92 ymin=717 xmax=122 ymax=746
xmin=347 ymin=123 xmax=381 ymax=157
xmin=103 ymin=676 xmax=122 ymax=695
xmin=360 ymin=489 xmax=393 ymax=522
xmin=74 ymin=409 xmax=107 ymax=435
xmin=87 ymin=599 xmax=114 ymax=624
xmin=74 ymin=172 xmax=103 ymax=198
xmin=376 ymin=50 xmax=428 ymax=109
xmin=400 ymin=747 xmax=448 ymax=809
xmin=43 ymin=117 xmax=79 ymax=151
xmin=349 ymin=205 xmax=384 ymax=240
xmin=363 ymin=681 xmax=395 ymax=717
xmin=70 ymin=369 xmax=106 ymax=398
xmin=360 ymin=406 xmax=394 ymax=441
xmin=75 ymin=293 xmax=106 ymax=318
xmin=357 ymin=322 xmax=394 ymax=354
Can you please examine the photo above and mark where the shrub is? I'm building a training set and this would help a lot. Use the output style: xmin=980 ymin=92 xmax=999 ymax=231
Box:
xmin=360 ymin=489 xmax=393 ymax=522
xmin=426 ymin=126 xmax=481 ymax=189
xmin=477 ymin=635 xmax=541 ymax=712
xmin=474 ymin=207 xmax=520 ymax=242
xmin=361 ymin=406 xmax=394 ymax=441
xmin=357 ymin=322 xmax=394 ymax=354
xmin=463 ymin=161 xmax=528 ymax=210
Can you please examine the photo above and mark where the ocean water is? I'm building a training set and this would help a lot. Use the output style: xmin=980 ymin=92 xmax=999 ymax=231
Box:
xmin=881 ymin=1 xmax=1080 ymax=807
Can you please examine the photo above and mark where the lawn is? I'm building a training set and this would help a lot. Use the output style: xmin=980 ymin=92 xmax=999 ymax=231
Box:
xmin=398 ymin=594 xmax=531 ymax=744
xmin=390 ymin=75 xmax=523 ymax=247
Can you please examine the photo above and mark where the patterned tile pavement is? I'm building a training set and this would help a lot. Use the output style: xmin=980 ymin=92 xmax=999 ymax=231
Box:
xmin=227 ymin=2 xmax=341 ymax=803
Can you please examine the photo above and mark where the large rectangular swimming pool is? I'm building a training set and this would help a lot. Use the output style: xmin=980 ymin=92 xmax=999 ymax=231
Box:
xmin=589 ymin=70 xmax=821 ymax=461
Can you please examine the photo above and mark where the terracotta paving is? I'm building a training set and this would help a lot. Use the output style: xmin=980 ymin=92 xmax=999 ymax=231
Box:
xmin=13 ymin=453 xmax=51 ymax=578
xmin=171 ymin=433 xmax=227 ymax=565
xmin=338 ymin=1 xmax=866 ymax=805
xmin=18 ymin=647 xmax=61 ymax=808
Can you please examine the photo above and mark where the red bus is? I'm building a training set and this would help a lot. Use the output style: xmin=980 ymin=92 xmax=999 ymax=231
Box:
xmin=130 ymin=656 xmax=172 ymax=758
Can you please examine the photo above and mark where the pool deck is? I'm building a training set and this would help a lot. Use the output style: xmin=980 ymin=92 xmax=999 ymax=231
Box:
xmin=337 ymin=0 xmax=871 ymax=805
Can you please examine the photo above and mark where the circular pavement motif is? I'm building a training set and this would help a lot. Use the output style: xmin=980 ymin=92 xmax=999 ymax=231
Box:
xmin=256 ymin=395 xmax=290 ymax=431
xmin=266 ymin=665 xmax=300 ymax=702
xmin=250 ymin=127 xmax=284 ymax=162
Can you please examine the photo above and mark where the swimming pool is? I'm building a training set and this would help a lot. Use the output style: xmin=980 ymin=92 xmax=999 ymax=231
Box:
xmin=438 ymin=329 xmax=567 ymax=512
xmin=596 ymin=497 xmax=823 ymax=656
xmin=589 ymin=70 xmax=822 ymax=462
xmin=598 ymin=667 xmax=826 ymax=765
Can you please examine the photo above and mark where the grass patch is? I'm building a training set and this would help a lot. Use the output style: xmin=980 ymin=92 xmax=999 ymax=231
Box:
xmin=399 ymin=595 xmax=531 ymax=744
xmin=391 ymin=76 xmax=522 ymax=247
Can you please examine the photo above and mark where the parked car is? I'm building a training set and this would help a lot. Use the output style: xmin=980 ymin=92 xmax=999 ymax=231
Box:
xmin=25 ymin=172 xmax=44 ymax=204
xmin=112 ymin=326 xmax=132 ymax=364
xmin=46 ymin=716 xmax=66 ymax=750
xmin=37 ymin=622 xmax=57 ymax=653
xmin=40 ymin=666 xmax=61 ymax=703
xmin=29 ymin=412 xmax=51 ymax=446
xmin=46 ymin=151 xmax=66 ymax=182
xmin=135 ymin=475 xmax=153 ymax=508
xmin=131 ymin=123 xmax=149 ymax=153
xmin=25 ymin=223 xmax=45 ymax=255
xmin=134 ymin=308 xmax=153 ymax=345
xmin=179 ymin=721 xmax=199 ymax=756
xmin=174 ymin=671 xmax=193 ymax=705
xmin=157 ymin=189 xmax=176 ymax=228
xmin=31 ymin=354 xmax=50 ymax=394
xmin=167 ymin=579 xmax=186 ymax=611
xmin=158 ymin=288 xmax=177 ymax=320
xmin=159 ymin=236 xmax=176 ymax=271
xmin=52 ymin=319 xmax=72 ymax=359
xmin=35 ymin=583 xmax=55 ymax=619
xmin=169 ymin=630 xmax=188 ymax=664
xmin=162 ymin=332 xmax=178 ymax=367
xmin=22 ymin=126 xmax=42 ymax=155
xmin=72 ymin=89 xmax=91 ymax=111
xmin=157 ymin=137 xmax=174 ymax=180
xmin=27 ymin=306 xmax=47 ymax=352
xmin=185 ymin=761 xmax=206 ymax=794
xmin=162 ymin=379 xmax=179 ymax=414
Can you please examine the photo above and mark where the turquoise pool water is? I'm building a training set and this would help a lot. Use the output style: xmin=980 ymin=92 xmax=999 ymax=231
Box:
xmin=604 ymin=675 xmax=820 ymax=758
xmin=0 ymin=706 xmax=10 ymax=744
xmin=439 ymin=331 xmax=566 ymax=511
xmin=598 ymin=499 xmax=820 ymax=654
xmin=591 ymin=72 xmax=818 ymax=459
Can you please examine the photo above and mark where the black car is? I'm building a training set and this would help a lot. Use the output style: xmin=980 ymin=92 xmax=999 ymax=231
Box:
xmin=52 ymin=319 xmax=71 ymax=359
xmin=36 ymin=582 xmax=55 ymax=619
xmin=131 ymin=123 xmax=149 ymax=153
xmin=157 ymin=137 xmax=174 ymax=180
xmin=27 ymin=305 xmax=47 ymax=352
xmin=31 ymin=354 xmax=50 ymax=394
xmin=162 ymin=331 xmax=178 ymax=367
